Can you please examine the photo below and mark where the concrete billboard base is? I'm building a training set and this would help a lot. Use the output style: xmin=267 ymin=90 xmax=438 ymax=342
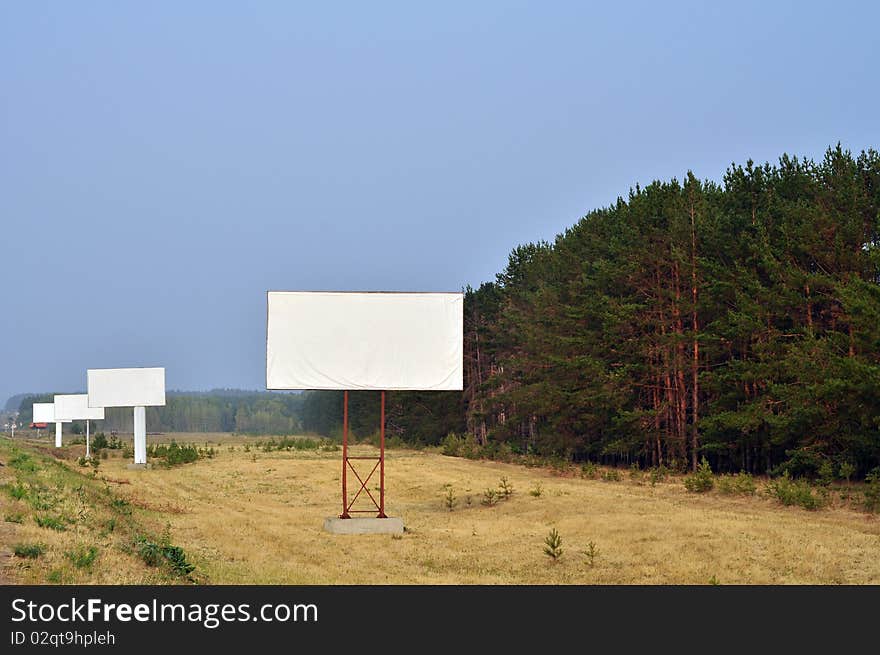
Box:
xmin=323 ymin=517 xmax=404 ymax=535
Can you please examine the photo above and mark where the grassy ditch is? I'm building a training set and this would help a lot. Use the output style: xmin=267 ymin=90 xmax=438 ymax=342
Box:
xmin=0 ymin=437 xmax=197 ymax=584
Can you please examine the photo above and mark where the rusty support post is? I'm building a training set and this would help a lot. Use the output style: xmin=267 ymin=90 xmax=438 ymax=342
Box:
xmin=340 ymin=390 xmax=350 ymax=518
xmin=379 ymin=390 xmax=386 ymax=518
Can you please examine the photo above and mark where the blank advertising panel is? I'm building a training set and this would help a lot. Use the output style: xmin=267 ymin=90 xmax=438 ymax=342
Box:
xmin=32 ymin=403 xmax=56 ymax=423
xmin=54 ymin=394 xmax=105 ymax=421
xmin=266 ymin=291 xmax=463 ymax=391
xmin=87 ymin=367 xmax=166 ymax=408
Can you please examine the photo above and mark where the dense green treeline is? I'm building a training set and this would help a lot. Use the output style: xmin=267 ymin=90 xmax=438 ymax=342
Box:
xmin=461 ymin=146 xmax=880 ymax=476
xmin=17 ymin=391 xmax=304 ymax=435
xmin=302 ymin=146 xmax=880 ymax=478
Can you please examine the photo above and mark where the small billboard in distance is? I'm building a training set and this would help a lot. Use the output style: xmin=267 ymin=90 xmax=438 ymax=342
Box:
xmin=32 ymin=403 xmax=57 ymax=424
xmin=54 ymin=394 xmax=105 ymax=421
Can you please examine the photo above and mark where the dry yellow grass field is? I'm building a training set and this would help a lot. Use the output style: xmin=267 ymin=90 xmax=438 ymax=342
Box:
xmin=2 ymin=434 xmax=879 ymax=584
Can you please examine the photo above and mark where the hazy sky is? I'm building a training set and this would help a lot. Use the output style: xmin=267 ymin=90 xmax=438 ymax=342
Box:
xmin=2 ymin=1 xmax=878 ymax=404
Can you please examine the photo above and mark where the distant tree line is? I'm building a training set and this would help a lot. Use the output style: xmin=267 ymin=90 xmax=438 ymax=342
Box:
xmin=18 ymin=391 xmax=304 ymax=435
xmin=303 ymin=146 xmax=880 ymax=478
xmin=5 ymin=393 xmax=31 ymax=412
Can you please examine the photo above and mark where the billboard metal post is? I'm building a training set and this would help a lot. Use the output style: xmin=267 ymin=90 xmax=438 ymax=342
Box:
xmin=379 ymin=391 xmax=386 ymax=518
xmin=341 ymin=391 xmax=350 ymax=518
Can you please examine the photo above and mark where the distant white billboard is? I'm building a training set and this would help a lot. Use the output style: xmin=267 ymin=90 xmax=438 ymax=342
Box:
xmin=266 ymin=291 xmax=464 ymax=391
xmin=54 ymin=394 xmax=105 ymax=421
xmin=87 ymin=367 xmax=166 ymax=408
xmin=32 ymin=403 xmax=57 ymax=424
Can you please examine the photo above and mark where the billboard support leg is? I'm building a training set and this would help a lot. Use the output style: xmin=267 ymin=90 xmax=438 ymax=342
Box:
xmin=340 ymin=391 xmax=350 ymax=518
xmin=133 ymin=406 xmax=146 ymax=465
xmin=378 ymin=391 xmax=386 ymax=518
xmin=55 ymin=422 xmax=62 ymax=448
xmin=86 ymin=419 xmax=90 ymax=459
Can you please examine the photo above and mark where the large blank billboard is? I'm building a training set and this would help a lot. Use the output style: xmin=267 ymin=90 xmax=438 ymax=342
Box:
xmin=54 ymin=394 xmax=105 ymax=421
xmin=87 ymin=367 xmax=166 ymax=408
xmin=32 ymin=403 xmax=57 ymax=423
xmin=266 ymin=291 xmax=463 ymax=391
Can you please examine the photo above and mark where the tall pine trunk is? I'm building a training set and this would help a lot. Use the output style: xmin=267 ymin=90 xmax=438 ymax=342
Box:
xmin=689 ymin=198 xmax=700 ymax=472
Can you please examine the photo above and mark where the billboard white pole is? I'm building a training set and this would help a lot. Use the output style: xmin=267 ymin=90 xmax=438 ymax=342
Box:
xmin=133 ymin=406 xmax=146 ymax=465
xmin=85 ymin=420 xmax=90 ymax=459
xmin=55 ymin=422 xmax=62 ymax=448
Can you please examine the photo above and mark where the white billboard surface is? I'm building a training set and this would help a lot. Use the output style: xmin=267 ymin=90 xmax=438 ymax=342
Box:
xmin=54 ymin=394 xmax=105 ymax=421
xmin=32 ymin=403 xmax=56 ymax=423
xmin=266 ymin=291 xmax=464 ymax=391
xmin=87 ymin=367 xmax=166 ymax=408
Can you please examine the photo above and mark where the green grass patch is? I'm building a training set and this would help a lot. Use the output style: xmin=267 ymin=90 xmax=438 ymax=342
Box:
xmin=9 ymin=452 xmax=38 ymax=472
xmin=649 ymin=466 xmax=671 ymax=486
xmin=134 ymin=534 xmax=195 ymax=578
xmin=26 ymin=486 xmax=59 ymax=511
xmin=684 ymin=458 xmax=715 ymax=493
xmin=109 ymin=497 xmax=132 ymax=514
xmin=766 ymin=474 xmax=825 ymax=510
xmin=147 ymin=441 xmax=203 ymax=466
xmin=65 ymin=545 xmax=100 ymax=570
xmin=601 ymin=468 xmax=622 ymax=482
xmin=13 ymin=543 xmax=44 ymax=559
xmin=34 ymin=514 xmax=68 ymax=531
xmin=716 ymin=472 xmax=757 ymax=496
xmin=2 ymin=482 xmax=28 ymax=500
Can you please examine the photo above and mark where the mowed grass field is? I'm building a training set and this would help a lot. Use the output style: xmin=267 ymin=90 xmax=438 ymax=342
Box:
xmin=2 ymin=433 xmax=879 ymax=584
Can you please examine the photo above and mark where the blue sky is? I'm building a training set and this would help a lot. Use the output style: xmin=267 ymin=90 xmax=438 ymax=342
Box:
xmin=2 ymin=1 xmax=878 ymax=404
